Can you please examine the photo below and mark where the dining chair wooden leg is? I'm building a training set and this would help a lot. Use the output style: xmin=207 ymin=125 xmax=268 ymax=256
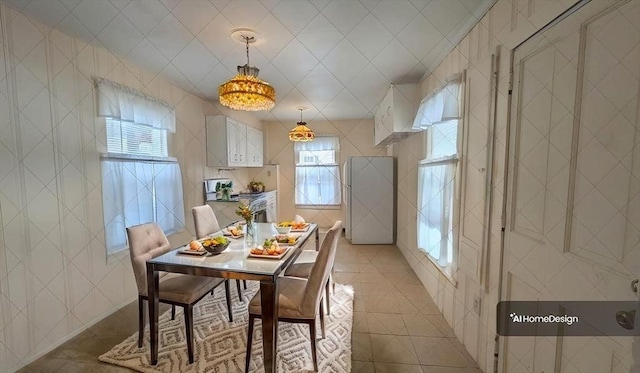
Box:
xmin=137 ymin=297 xmax=144 ymax=348
xmin=224 ymin=280 xmax=233 ymax=322
xmin=236 ymin=279 xmax=243 ymax=301
xmin=332 ymin=266 xmax=336 ymax=291
xmin=319 ymin=302 xmax=326 ymax=339
xmin=243 ymin=280 xmax=248 ymax=289
xmin=309 ymin=320 xmax=318 ymax=372
xmin=171 ymin=305 xmax=176 ymax=320
xmin=245 ymin=315 xmax=255 ymax=373
xmin=185 ymin=305 xmax=194 ymax=364
xmin=325 ymin=280 xmax=331 ymax=315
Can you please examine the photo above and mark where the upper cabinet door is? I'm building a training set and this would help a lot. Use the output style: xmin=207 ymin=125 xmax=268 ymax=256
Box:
xmin=246 ymin=126 xmax=264 ymax=167
xmin=227 ymin=119 xmax=247 ymax=167
xmin=206 ymin=115 xmax=257 ymax=168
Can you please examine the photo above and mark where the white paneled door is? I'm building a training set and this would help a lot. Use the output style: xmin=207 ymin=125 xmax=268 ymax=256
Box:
xmin=503 ymin=0 xmax=639 ymax=372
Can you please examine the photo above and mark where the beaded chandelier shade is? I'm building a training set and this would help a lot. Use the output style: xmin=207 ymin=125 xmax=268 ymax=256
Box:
xmin=219 ymin=33 xmax=275 ymax=111
xmin=289 ymin=108 xmax=315 ymax=142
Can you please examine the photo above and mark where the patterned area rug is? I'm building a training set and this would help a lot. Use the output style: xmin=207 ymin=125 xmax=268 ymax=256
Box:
xmin=99 ymin=282 xmax=354 ymax=373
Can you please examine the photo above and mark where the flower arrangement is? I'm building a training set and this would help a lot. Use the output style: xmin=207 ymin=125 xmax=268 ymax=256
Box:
xmin=248 ymin=180 xmax=265 ymax=193
xmin=235 ymin=203 xmax=254 ymax=223
xmin=236 ymin=203 xmax=256 ymax=245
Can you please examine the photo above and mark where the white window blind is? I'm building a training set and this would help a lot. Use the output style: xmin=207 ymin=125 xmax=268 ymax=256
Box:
xmin=295 ymin=136 xmax=341 ymax=206
xmin=106 ymin=119 xmax=167 ymax=157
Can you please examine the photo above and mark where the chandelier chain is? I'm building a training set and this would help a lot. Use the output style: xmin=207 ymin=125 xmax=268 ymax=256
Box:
xmin=245 ymin=36 xmax=250 ymax=66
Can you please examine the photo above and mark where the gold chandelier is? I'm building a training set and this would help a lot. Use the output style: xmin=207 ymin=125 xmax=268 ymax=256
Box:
xmin=219 ymin=32 xmax=275 ymax=111
xmin=289 ymin=108 xmax=315 ymax=142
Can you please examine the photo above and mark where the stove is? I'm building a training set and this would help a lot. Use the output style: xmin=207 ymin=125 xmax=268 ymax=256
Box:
xmin=238 ymin=193 xmax=268 ymax=222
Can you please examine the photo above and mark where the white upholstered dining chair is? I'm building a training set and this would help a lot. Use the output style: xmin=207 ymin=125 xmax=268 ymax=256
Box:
xmin=192 ymin=205 xmax=247 ymax=299
xmin=285 ymin=219 xmax=338 ymax=314
xmin=245 ymin=221 xmax=342 ymax=372
xmin=127 ymin=222 xmax=233 ymax=363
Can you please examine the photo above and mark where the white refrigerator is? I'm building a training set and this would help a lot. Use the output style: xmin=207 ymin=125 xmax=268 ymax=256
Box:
xmin=343 ymin=156 xmax=395 ymax=244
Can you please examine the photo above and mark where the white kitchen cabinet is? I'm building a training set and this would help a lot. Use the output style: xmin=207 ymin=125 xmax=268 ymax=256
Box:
xmin=265 ymin=191 xmax=277 ymax=222
xmin=246 ymin=126 xmax=264 ymax=167
xmin=374 ymin=83 xmax=419 ymax=146
xmin=206 ymin=115 xmax=263 ymax=167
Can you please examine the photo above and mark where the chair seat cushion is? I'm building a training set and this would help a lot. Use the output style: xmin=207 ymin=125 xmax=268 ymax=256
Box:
xmin=249 ymin=277 xmax=309 ymax=319
xmin=143 ymin=274 xmax=225 ymax=304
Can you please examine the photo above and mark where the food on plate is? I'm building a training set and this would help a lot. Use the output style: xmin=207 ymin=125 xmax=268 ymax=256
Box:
xmin=291 ymin=221 xmax=307 ymax=230
xmin=250 ymin=239 xmax=286 ymax=256
xmin=202 ymin=236 xmax=228 ymax=247
xmin=228 ymin=226 xmax=242 ymax=236
xmin=188 ymin=240 xmax=204 ymax=252
xmin=275 ymin=234 xmax=297 ymax=244
xmin=278 ymin=221 xmax=307 ymax=229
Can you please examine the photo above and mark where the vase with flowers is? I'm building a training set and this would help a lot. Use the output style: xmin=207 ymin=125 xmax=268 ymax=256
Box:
xmin=235 ymin=203 xmax=256 ymax=247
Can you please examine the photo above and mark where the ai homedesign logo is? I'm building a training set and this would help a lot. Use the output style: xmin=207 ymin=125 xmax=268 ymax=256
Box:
xmin=509 ymin=312 xmax=579 ymax=326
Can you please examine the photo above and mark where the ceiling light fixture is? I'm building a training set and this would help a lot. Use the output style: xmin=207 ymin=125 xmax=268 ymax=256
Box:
xmin=219 ymin=29 xmax=275 ymax=111
xmin=289 ymin=107 xmax=315 ymax=142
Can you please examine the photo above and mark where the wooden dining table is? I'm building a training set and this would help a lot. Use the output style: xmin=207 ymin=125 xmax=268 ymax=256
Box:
xmin=145 ymin=222 xmax=319 ymax=372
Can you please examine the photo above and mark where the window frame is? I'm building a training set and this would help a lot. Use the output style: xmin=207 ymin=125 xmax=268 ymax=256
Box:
xmin=416 ymin=74 xmax=465 ymax=284
xmin=101 ymin=118 xmax=184 ymax=256
xmin=294 ymin=136 xmax=342 ymax=209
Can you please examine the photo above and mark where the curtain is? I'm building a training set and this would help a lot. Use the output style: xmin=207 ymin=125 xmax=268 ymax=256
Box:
xmin=101 ymin=158 xmax=185 ymax=254
xmin=295 ymin=165 xmax=342 ymax=205
xmin=95 ymin=78 xmax=176 ymax=133
xmin=413 ymin=74 xmax=462 ymax=130
xmin=417 ymin=158 xmax=457 ymax=266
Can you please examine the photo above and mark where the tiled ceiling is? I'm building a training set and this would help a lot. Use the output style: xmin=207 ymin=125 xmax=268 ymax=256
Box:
xmin=2 ymin=0 xmax=494 ymax=121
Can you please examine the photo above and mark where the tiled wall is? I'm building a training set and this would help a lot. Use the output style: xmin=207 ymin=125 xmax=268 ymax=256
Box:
xmin=263 ymin=119 xmax=386 ymax=228
xmin=390 ymin=0 xmax=577 ymax=371
xmin=0 ymin=5 xmax=260 ymax=371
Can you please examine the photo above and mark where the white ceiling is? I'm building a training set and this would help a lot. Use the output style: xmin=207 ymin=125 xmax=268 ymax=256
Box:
xmin=1 ymin=0 xmax=494 ymax=121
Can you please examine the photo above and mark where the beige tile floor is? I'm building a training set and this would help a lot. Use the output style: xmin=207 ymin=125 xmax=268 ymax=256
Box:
xmin=18 ymin=236 xmax=480 ymax=373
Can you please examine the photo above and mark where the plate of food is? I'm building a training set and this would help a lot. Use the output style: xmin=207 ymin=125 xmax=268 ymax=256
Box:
xmin=223 ymin=225 xmax=244 ymax=238
xmin=248 ymin=239 xmax=290 ymax=259
xmin=290 ymin=221 xmax=310 ymax=232
xmin=277 ymin=221 xmax=310 ymax=232
xmin=179 ymin=240 xmax=208 ymax=256
xmin=274 ymin=234 xmax=299 ymax=245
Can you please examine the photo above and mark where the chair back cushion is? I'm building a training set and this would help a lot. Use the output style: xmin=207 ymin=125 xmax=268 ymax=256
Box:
xmin=192 ymin=205 xmax=220 ymax=239
xmin=300 ymin=221 xmax=342 ymax=315
xmin=126 ymin=223 xmax=172 ymax=295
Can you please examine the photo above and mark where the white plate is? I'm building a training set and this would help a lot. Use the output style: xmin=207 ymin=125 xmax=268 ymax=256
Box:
xmin=179 ymin=247 xmax=207 ymax=256
xmin=248 ymin=246 xmax=290 ymax=259
xmin=274 ymin=234 xmax=300 ymax=244
xmin=290 ymin=224 xmax=310 ymax=232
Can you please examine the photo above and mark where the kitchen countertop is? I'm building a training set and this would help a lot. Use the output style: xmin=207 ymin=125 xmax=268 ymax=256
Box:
xmin=206 ymin=190 xmax=275 ymax=203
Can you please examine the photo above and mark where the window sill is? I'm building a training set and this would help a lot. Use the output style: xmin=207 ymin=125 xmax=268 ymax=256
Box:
xmin=422 ymin=251 xmax=458 ymax=288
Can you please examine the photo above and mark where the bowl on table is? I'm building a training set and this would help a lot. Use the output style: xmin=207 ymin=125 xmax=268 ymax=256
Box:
xmin=202 ymin=236 xmax=230 ymax=255
xmin=274 ymin=224 xmax=291 ymax=235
